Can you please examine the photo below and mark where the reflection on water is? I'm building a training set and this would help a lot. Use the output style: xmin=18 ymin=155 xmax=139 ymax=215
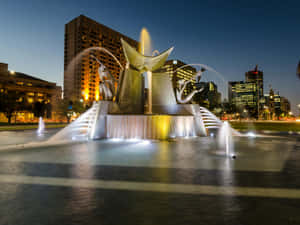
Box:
xmin=66 ymin=172 xmax=96 ymax=215
xmin=155 ymin=141 xmax=172 ymax=182
xmin=0 ymin=129 xmax=60 ymax=147
xmin=0 ymin=134 xmax=297 ymax=173
xmin=0 ymin=131 xmax=298 ymax=225
xmin=65 ymin=144 xmax=97 ymax=214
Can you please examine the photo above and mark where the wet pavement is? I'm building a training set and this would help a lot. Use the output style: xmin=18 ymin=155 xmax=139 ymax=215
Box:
xmin=0 ymin=130 xmax=299 ymax=225
xmin=0 ymin=129 xmax=59 ymax=146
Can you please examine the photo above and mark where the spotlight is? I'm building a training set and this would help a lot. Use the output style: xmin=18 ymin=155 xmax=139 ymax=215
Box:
xmin=247 ymin=132 xmax=256 ymax=138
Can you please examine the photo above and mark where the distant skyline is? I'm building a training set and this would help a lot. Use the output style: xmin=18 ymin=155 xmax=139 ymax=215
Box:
xmin=0 ymin=0 xmax=299 ymax=115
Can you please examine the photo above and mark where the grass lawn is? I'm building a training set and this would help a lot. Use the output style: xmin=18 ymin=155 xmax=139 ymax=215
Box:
xmin=0 ymin=124 xmax=66 ymax=131
xmin=229 ymin=121 xmax=300 ymax=132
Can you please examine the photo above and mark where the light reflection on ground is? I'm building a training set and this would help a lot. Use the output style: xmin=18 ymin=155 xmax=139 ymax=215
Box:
xmin=0 ymin=129 xmax=297 ymax=172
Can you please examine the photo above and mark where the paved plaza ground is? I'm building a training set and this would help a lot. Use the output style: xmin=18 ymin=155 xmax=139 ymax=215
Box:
xmin=0 ymin=129 xmax=299 ymax=225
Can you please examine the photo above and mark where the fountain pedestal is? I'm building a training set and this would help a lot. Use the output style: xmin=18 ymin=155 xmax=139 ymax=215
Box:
xmin=91 ymin=101 xmax=207 ymax=140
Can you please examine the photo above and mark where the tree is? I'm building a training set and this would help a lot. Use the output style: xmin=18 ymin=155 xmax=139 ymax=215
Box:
xmin=57 ymin=99 xmax=85 ymax=123
xmin=0 ymin=91 xmax=22 ymax=124
xmin=33 ymin=101 xmax=46 ymax=118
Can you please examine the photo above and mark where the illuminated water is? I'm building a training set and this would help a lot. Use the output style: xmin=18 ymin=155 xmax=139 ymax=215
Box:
xmin=106 ymin=115 xmax=196 ymax=139
xmin=218 ymin=121 xmax=235 ymax=157
xmin=37 ymin=117 xmax=45 ymax=136
xmin=139 ymin=28 xmax=152 ymax=56
xmin=0 ymin=130 xmax=296 ymax=172
xmin=0 ymin=129 xmax=299 ymax=225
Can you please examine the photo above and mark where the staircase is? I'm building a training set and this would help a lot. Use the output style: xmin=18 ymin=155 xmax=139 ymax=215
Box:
xmin=48 ymin=102 xmax=100 ymax=142
xmin=199 ymin=107 xmax=222 ymax=135
xmin=199 ymin=106 xmax=241 ymax=136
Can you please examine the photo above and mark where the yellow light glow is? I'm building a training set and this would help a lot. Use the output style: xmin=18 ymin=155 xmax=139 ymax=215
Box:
xmin=155 ymin=116 xmax=170 ymax=139
xmin=9 ymin=70 xmax=15 ymax=75
xmin=84 ymin=92 xmax=89 ymax=100
xmin=95 ymin=85 xmax=100 ymax=101
xmin=139 ymin=28 xmax=151 ymax=56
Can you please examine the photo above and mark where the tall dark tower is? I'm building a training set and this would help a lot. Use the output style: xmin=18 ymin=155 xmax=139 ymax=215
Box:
xmin=245 ymin=65 xmax=264 ymax=98
xmin=245 ymin=65 xmax=264 ymax=118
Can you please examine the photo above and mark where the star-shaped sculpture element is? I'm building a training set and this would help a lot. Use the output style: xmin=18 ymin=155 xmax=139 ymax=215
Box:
xmin=121 ymin=38 xmax=173 ymax=72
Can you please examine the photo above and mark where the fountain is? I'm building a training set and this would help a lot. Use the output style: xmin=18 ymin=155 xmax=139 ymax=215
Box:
xmin=218 ymin=121 xmax=236 ymax=158
xmin=49 ymin=29 xmax=241 ymax=143
xmin=37 ymin=117 xmax=45 ymax=136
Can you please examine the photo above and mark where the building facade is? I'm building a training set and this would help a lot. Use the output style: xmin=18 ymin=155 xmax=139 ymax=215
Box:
xmin=64 ymin=15 xmax=139 ymax=103
xmin=194 ymin=81 xmax=221 ymax=109
xmin=245 ymin=65 xmax=264 ymax=114
xmin=245 ymin=65 xmax=263 ymax=98
xmin=228 ymin=66 xmax=264 ymax=118
xmin=162 ymin=60 xmax=197 ymax=101
xmin=261 ymin=88 xmax=291 ymax=120
xmin=228 ymin=81 xmax=258 ymax=117
xmin=0 ymin=63 xmax=62 ymax=122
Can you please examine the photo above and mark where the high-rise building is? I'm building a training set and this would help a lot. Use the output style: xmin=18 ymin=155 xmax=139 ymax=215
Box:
xmin=245 ymin=65 xmax=263 ymax=109
xmin=228 ymin=81 xmax=258 ymax=117
xmin=194 ymin=81 xmax=221 ymax=109
xmin=162 ymin=60 xmax=196 ymax=101
xmin=228 ymin=65 xmax=264 ymax=118
xmin=64 ymin=15 xmax=138 ymax=103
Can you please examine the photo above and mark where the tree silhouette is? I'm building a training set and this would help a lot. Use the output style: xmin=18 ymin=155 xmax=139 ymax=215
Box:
xmin=0 ymin=91 xmax=20 ymax=124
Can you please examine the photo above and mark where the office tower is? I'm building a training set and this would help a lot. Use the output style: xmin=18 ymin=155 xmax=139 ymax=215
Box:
xmin=228 ymin=81 xmax=258 ymax=117
xmin=245 ymin=65 xmax=264 ymax=114
xmin=245 ymin=65 xmax=263 ymax=97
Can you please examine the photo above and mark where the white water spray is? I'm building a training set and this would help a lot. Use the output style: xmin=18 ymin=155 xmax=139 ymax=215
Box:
xmin=37 ymin=117 xmax=45 ymax=135
xmin=218 ymin=121 xmax=235 ymax=158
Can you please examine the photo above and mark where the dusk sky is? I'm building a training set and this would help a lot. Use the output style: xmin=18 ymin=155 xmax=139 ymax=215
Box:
xmin=0 ymin=0 xmax=299 ymax=114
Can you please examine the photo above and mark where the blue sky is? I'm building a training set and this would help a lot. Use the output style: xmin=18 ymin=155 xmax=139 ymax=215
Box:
xmin=0 ymin=0 xmax=299 ymax=114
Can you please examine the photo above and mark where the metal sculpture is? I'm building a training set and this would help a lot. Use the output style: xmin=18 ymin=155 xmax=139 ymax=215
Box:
xmin=92 ymin=55 xmax=116 ymax=101
xmin=117 ymin=39 xmax=174 ymax=113
xmin=176 ymin=68 xmax=206 ymax=104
